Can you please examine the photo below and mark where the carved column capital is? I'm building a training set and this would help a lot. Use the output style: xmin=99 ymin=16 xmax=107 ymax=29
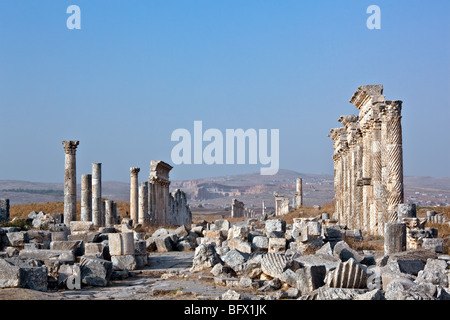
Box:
xmin=62 ymin=141 xmax=79 ymax=155
xmin=130 ymin=167 xmax=141 ymax=176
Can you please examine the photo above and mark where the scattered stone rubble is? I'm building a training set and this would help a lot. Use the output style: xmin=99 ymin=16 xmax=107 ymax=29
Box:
xmin=190 ymin=214 xmax=450 ymax=300
xmin=0 ymin=204 xmax=448 ymax=300
xmin=0 ymin=209 xmax=198 ymax=293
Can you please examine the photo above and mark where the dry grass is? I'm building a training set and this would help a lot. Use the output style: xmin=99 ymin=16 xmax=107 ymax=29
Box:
xmin=10 ymin=200 xmax=130 ymax=222
xmin=277 ymin=202 xmax=335 ymax=225
xmin=346 ymin=235 xmax=384 ymax=252
xmin=416 ymin=206 xmax=450 ymax=254
xmin=8 ymin=199 xmax=450 ymax=254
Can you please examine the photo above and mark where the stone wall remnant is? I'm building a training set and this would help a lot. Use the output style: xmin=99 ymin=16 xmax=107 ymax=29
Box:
xmin=231 ymin=199 xmax=245 ymax=218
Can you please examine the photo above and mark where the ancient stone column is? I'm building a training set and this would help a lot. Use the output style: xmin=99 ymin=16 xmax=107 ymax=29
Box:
xmin=81 ymin=174 xmax=92 ymax=222
xmin=0 ymin=199 xmax=10 ymax=222
xmin=340 ymin=115 xmax=360 ymax=230
xmin=329 ymin=127 xmax=345 ymax=222
xmin=138 ymin=181 xmax=148 ymax=224
xmin=104 ymin=199 xmax=113 ymax=227
xmin=62 ymin=140 xmax=79 ymax=226
xmin=148 ymin=161 xmax=173 ymax=226
xmin=371 ymin=118 xmax=383 ymax=235
xmin=361 ymin=123 xmax=373 ymax=233
xmin=382 ymin=101 xmax=404 ymax=223
xmin=295 ymin=178 xmax=303 ymax=209
xmin=384 ymin=222 xmax=406 ymax=254
xmin=112 ymin=201 xmax=118 ymax=224
xmin=354 ymin=133 xmax=363 ymax=231
xmin=130 ymin=167 xmax=140 ymax=225
xmin=92 ymin=163 xmax=102 ymax=227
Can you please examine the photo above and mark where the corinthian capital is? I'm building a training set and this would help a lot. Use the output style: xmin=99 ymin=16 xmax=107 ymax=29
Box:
xmin=62 ymin=141 xmax=79 ymax=155
xmin=130 ymin=167 xmax=141 ymax=176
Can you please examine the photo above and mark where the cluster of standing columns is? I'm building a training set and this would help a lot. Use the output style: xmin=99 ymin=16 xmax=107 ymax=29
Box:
xmin=128 ymin=160 xmax=192 ymax=227
xmin=62 ymin=142 xmax=191 ymax=228
xmin=328 ymin=85 xmax=404 ymax=235
xmin=62 ymin=141 xmax=118 ymax=227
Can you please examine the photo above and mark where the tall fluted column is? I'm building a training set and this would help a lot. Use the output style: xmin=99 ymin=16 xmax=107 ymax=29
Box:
xmin=355 ymin=133 xmax=363 ymax=231
xmin=361 ymin=123 xmax=373 ymax=233
xmin=372 ymin=119 xmax=383 ymax=235
xmin=130 ymin=167 xmax=140 ymax=225
xmin=383 ymin=101 xmax=404 ymax=223
xmin=92 ymin=163 xmax=102 ymax=227
xmin=62 ymin=140 xmax=79 ymax=226
xmin=138 ymin=181 xmax=148 ymax=224
xmin=81 ymin=174 xmax=92 ymax=222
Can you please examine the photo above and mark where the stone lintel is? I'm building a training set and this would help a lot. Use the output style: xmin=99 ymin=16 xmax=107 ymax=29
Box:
xmin=349 ymin=84 xmax=385 ymax=110
xmin=149 ymin=160 xmax=173 ymax=181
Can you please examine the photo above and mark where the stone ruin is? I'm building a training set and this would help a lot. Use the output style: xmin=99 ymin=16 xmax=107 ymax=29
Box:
xmin=329 ymin=85 xmax=405 ymax=236
xmin=189 ymin=213 xmax=450 ymax=300
xmin=275 ymin=194 xmax=289 ymax=216
xmin=231 ymin=199 xmax=245 ymax=218
xmin=62 ymin=141 xmax=191 ymax=228
xmin=147 ymin=160 xmax=192 ymax=226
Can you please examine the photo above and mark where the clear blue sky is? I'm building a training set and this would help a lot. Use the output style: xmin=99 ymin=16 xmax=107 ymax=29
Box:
xmin=0 ymin=0 xmax=449 ymax=183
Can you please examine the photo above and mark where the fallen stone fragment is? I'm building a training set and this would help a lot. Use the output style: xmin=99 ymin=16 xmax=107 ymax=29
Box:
xmin=190 ymin=244 xmax=222 ymax=273
xmin=325 ymin=258 xmax=368 ymax=289
xmin=80 ymin=256 xmax=113 ymax=287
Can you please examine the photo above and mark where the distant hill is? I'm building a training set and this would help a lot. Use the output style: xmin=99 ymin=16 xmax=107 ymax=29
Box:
xmin=0 ymin=170 xmax=449 ymax=209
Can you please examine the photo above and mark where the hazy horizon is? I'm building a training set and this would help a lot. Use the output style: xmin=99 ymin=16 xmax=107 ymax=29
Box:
xmin=0 ymin=1 xmax=449 ymax=184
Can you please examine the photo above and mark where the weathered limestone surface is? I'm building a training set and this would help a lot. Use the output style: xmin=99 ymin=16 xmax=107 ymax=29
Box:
xmin=231 ymin=199 xmax=245 ymax=218
xmin=275 ymin=195 xmax=289 ymax=216
xmin=329 ymin=85 xmax=404 ymax=235
xmin=138 ymin=181 xmax=149 ymax=224
xmin=295 ymin=178 xmax=303 ymax=209
xmin=62 ymin=140 xmax=79 ymax=226
xmin=169 ymin=189 xmax=192 ymax=226
xmin=384 ymin=222 xmax=406 ymax=255
xmin=81 ymin=174 xmax=92 ymax=222
xmin=129 ymin=167 xmax=140 ymax=225
xmin=0 ymin=199 xmax=10 ymax=222
xmin=92 ymin=163 xmax=103 ymax=227
xmin=104 ymin=200 xmax=113 ymax=227
xmin=148 ymin=160 xmax=172 ymax=226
